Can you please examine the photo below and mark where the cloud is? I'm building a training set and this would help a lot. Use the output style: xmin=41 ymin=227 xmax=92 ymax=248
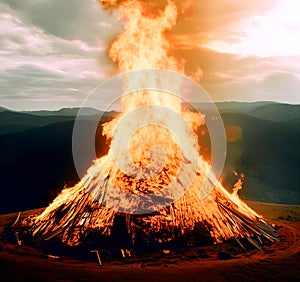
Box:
xmin=214 ymin=72 xmax=300 ymax=104
xmin=259 ymin=72 xmax=300 ymax=102
xmin=202 ymin=0 xmax=300 ymax=57
xmin=1 ymin=0 xmax=299 ymax=110
xmin=170 ymin=0 xmax=277 ymax=44
xmin=0 ymin=1 xmax=117 ymax=110
xmin=170 ymin=48 xmax=300 ymax=103
xmin=3 ymin=0 xmax=122 ymax=45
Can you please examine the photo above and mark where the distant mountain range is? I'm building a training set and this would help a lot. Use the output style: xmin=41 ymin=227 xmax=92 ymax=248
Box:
xmin=0 ymin=107 xmax=117 ymax=135
xmin=21 ymin=107 xmax=103 ymax=117
xmin=0 ymin=102 xmax=299 ymax=214
xmin=192 ymin=101 xmax=300 ymax=121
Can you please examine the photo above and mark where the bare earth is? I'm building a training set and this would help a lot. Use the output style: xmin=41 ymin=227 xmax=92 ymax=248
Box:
xmin=0 ymin=201 xmax=299 ymax=282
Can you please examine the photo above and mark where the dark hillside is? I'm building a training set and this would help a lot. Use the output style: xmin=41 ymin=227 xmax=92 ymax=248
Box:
xmin=0 ymin=103 xmax=299 ymax=214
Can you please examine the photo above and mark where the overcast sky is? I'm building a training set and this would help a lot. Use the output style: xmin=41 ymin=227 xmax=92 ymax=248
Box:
xmin=1 ymin=0 xmax=300 ymax=110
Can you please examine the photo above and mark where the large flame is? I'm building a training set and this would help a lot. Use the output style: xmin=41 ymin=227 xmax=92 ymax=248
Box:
xmin=100 ymin=0 xmax=202 ymax=198
xmin=26 ymin=0 xmax=278 ymax=247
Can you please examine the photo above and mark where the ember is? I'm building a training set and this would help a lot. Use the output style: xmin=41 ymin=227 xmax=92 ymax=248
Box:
xmin=22 ymin=0 xmax=279 ymax=252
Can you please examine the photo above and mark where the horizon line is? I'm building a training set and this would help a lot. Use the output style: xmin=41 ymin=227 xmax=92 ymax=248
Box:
xmin=1 ymin=100 xmax=300 ymax=112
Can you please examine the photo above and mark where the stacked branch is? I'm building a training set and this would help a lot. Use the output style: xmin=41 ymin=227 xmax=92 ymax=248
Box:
xmin=22 ymin=155 xmax=279 ymax=250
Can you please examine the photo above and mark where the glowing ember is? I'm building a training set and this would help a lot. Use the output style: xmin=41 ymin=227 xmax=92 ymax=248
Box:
xmin=24 ymin=0 xmax=278 ymax=249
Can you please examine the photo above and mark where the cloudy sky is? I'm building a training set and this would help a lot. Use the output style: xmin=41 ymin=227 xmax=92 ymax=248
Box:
xmin=1 ymin=0 xmax=300 ymax=110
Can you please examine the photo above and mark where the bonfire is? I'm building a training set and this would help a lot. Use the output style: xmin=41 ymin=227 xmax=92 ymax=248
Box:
xmin=22 ymin=0 xmax=278 ymax=253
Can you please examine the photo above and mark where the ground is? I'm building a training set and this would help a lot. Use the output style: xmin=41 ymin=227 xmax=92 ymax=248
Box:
xmin=0 ymin=201 xmax=299 ymax=281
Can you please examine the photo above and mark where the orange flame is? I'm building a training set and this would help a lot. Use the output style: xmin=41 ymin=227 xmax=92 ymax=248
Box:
xmin=24 ymin=0 xmax=278 ymax=247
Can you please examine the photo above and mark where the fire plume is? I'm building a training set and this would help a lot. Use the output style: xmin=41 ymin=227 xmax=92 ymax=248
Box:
xmin=24 ymin=0 xmax=279 ymax=249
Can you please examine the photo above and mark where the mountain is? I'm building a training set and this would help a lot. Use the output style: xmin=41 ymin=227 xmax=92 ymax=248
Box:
xmin=22 ymin=107 xmax=102 ymax=117
xmin=0 ymin=106 xmax=11 ymax=112
xmin=0 ymin=102 xmax=299 ymax=214
xmin=0 ymin=115 xmax=113 ymax=214
xmin=0 ymin=108 xmax=118 ymax=135
xmin=193 ymin=102 xmax=300 ymax=122
xmin=215 ymin=101 xmax=274 ymax=112
xmin=247 ymin=103 xmax=300 ymax=121
xmin=0 ymin=111 xmax=75 ymax=135
xmin=189 ymin=101 xmax=274 ymax=113
xmin=220 ymin=113 xmax=299 ymax=204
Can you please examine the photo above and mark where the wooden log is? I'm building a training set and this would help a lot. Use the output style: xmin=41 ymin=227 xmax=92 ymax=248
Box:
xmin=91 ymin=250 xmax=103 ymax=267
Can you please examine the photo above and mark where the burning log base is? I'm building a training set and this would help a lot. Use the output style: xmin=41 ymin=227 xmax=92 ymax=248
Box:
xmin=19 ymin=0 xmax=279 ymax=261
xmin=20 ymin=164 xmax=279 ymax=256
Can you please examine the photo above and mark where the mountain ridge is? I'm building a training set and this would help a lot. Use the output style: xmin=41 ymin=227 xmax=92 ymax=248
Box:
xmin=0 ymin=102 xmax=299 ymax=213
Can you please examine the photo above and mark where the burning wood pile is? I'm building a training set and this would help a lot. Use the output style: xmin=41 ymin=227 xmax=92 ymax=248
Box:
xmin=22 ymin=0 xmax=279 ymax=252
xmin=23 ymin=156 xmax=278 ymax=250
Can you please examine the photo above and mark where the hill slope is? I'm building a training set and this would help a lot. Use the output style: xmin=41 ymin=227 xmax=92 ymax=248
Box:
xmin=0 ymin=103 xmax=299 ymax=214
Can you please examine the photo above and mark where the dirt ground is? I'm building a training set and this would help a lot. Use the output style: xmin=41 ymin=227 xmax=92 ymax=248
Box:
xmin=0 ymin=201 xmax=299 ymax=282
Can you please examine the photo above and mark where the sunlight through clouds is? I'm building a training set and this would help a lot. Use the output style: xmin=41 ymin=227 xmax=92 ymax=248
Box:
xmin=0 ymin=0 xmax=299 ymax=109
xmin=203 ymin=0 xmax=300 ymax=57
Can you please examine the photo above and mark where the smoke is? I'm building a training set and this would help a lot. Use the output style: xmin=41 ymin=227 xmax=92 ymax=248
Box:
xmin=100 ymin=0 xmax=194 ymax=16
